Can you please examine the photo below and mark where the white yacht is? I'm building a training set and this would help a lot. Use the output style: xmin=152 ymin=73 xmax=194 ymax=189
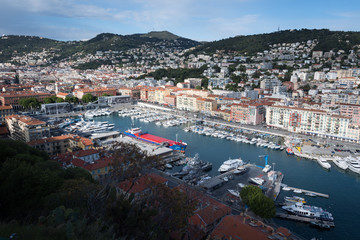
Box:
xmin=316 ymin=157 xmax=331 ymax=170
xmin=228 ymin=189 xmax=240 ymax=197
xmin=262 ymin=164 xmax=271 ymax=173
xmin=333 ymin=156 xmax=348 ymax=170
xmin=249 ymin=177 xmax=265 ymax=185
xmin=282 ymin=202 xmax=334 ymax=222
xmin=218 ymin=158 xmax=244 ymax=173
xmin=346 ymin=157 xmax=360 ymax=174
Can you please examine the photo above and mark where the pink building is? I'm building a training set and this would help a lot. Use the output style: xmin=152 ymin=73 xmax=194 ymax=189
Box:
xmin=230 ymin=103 xmax=265 ymax=125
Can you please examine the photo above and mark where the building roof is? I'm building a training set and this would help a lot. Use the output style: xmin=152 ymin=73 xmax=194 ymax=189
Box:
xmin=117 ymin=173 xmax=168 ymax=194
xmin=210 ymin=215 xmax=271 ymax=240
xmin=0 ymin=105 xmax=13 ymax=110
xmin=28 ymin=134 xmax=73 ymax=145
xmin=0 ymin=91 xmax=50 ymax=98
xmin=73 ymin=149 xmax=99 ymax=158
xmin=5 ymin=114 xmax=46 ymax=126
xmin=57 ymin=92 xmax=69 ymax=96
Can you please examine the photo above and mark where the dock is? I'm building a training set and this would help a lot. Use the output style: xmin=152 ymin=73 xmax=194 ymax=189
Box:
xmin=284 ymin=186 xmax=329 ymax=198
xmin=276 ymin=213 xmax=335 ymax=228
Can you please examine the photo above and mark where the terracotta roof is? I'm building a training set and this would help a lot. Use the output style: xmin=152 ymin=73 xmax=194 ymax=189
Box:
xmin=0 ymin=105 xmax=13 ymax=110
xmin=0 ymin=126 xmax=9 ymax=135
xmin=5 ymin=114 xmax=46 ymax=126
xmin=57 ymin=92 xmax=69 ymax=96
xmin=0 ymin=91 xmax=50 ymax=98
xmin=73 ymin=149 xmax=98 ymax=157
xmin=117 ymin=173 xmax=168 ymax=194
xmin=28 ymin=134 xmax=73 ymax=145
xmin=210 ymin=215 xmax=270 ymax=240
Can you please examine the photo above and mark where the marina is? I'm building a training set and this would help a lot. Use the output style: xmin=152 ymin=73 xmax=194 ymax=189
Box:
xmin=56 ymin=107 xmax=360 ymax=240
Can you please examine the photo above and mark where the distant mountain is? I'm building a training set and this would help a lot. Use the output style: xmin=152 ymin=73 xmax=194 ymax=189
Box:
xmin=192 ymin=29 xmax=360 ymax=55
xmin=139 ymin=31 xmax=180 ymax=40
xmin=0 ymin=31 xmax=200 ymax=62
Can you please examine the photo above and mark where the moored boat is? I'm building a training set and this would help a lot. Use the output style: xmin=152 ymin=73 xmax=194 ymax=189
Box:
xmin=218 ymin=157 xmax=244 ymax=173
xmin=249 ymin=177 xmax=265 ymax=185
xmin=284 ymin=196 xmax=306 ymax=205
xmin=123 ymin=127 xmax=187 ymax=152
xmin=316 ymin=157 xmax=331 ymax=170
xmin=333 ymin=157 xmax=348 ymax=170
xmin=282 ymin=202 xmax=334 ymax=222
xmin=286 ymin=148 xmax=294 ymax=155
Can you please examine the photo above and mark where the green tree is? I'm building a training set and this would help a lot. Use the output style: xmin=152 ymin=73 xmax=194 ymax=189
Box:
xmin=201 ymin=77 xmax=209 ymax=89
xmin=19 ymin=98 xmax=40 ymax=110
xmin=56 ymin=97 xmax=64 ymax=103
xmin=65 ymin=96 xmax=79 ymax=103
xmin=240 ymin=185 xmax=275 ymax=219
xmin=195 ymin=85 xmax=202 ymax=90
xmin=82 ymin=94 xmax=96 ymax=103
xmin=44 ymin=96 xmax=57 ymax=104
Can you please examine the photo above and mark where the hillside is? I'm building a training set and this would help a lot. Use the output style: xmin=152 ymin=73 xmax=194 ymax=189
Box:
xmin=192 ymin=29 xmax=360 ymax=55
xmin=0 ymin=32 xmax=200 ymax=62
xmin=139 ymin=31 xmax=180 ymax=40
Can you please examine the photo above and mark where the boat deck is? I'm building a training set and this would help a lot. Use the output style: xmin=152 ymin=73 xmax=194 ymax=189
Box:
xmin=276 ymin=213 xmax=335 ymax=227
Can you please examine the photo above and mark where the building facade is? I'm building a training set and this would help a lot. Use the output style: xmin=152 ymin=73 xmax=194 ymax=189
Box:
xmin=266 ymin=105 xmax=360 ymax=142
xmin=0 ymin=105 xmax=13 ymax=124
xmin=5 ymin=114 xmax=50 ymax=142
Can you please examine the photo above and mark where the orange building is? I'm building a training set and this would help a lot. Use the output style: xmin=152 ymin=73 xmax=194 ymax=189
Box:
xmin=0 ymin=91 xmax=51 ymax=110
xmin=74 ymin=87 xmax=117 ymax=99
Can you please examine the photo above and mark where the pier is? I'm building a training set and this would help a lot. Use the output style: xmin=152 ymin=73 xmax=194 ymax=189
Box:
xmin=276 ymin=213 xmax=335 ymax=228
xmin=284 ymin=186 xmax=329 ymax=198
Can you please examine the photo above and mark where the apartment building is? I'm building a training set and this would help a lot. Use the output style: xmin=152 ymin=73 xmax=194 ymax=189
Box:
xmin=230 ymin=103 xmax=265 ymax=125
xmin=117 ymin=87 xmax=140 ymax=99
xmin=5 ymin=114 xmax=50 ymax=142
xmin=74 ymin=87 xmax=117 ymax=99
xmin=266 ymin=105 xmax=360 ymax=142
xmin=28 ymin=134 xmax=94 ymax=155
xmin=0 ymin=105 xmax=13 ymax=124
xmin=339 ymin=103 xmax=360 ymax=125
xmin=176 ymin=94 xmax=198 ymax=111
xmin=0 ymin=91 xmax=51 ymax=110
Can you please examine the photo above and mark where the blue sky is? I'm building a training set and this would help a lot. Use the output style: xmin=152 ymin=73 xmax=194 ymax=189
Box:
xmin=1 ymin=0 xmax=360 ymax=41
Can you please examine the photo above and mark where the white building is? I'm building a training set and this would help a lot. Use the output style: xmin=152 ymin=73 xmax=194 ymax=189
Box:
xmin=266 ymin=105 xmax=360 ymax=142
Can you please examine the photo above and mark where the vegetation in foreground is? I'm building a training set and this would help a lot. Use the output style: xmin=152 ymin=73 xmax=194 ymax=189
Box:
xmin=0 ymin=140 xmax=196 ymax=239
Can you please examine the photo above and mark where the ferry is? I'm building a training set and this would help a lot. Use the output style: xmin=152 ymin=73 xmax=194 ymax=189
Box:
xmin=282 ymin=202 xmax=334 ymax=222
xmin=123 ymin=127 xmax=187 ymax=152
xmin=286 ymin=148 xmax=294 ymax=155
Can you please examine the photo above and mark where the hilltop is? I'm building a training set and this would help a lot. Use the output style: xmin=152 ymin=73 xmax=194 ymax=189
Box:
xmin=192 ymin=29 xmax=360 ymax=55
xmin=0 ymin=31 xmax=200 ymax=62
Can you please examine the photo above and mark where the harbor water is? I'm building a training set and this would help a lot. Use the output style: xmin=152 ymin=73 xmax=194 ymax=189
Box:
xmin=97 ymin=114 xmax=360 ymax=240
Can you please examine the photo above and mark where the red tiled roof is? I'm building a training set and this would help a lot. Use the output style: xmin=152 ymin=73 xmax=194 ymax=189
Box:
xmin=117 ymin=173 xmax=168 ymax=194
xmin=73 ymin=149 xmax=99 ymax=158
xmin=5 ymin=114 xmax=46 ymax=126
xmin=0 ymin=105 xmax=13 ymax=110
xmin=28 ymin=134 xmax=73 ymax=145
xmin=0 ymin=126 xmax=9 ymax=135
xmin=210 ymin=215 xmax=270 ymax=240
